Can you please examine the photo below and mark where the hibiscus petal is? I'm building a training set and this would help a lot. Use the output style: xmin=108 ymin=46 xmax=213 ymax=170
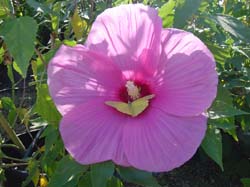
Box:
xmin=154 ymin=28 xmax=218 ymax=116
xmin=60 ymin=98 xmax=130 ymax=166
xmin=48 ymin=44 xmax=124 ymax=115
xmin=123 ymin=107 xmax=207 ymax=172
xmin=85 ymin=4 xmax=162 ymax=74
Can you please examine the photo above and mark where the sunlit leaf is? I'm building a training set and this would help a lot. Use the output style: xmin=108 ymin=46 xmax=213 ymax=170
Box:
xmin=0 ymin=16 xmax=38 ymax=77
xmin=201 ymin=127 xmax=223 ymax=171
xmin=158 ymin=0 xmax=176 ymax=27
xmin=34 ymin=84 xmax=61 ymax=125
xmin=208 ymin=86 xmax=248 ymax=119
xmin=210 ymin=14 xmax=250 ymax=43
xmin=0 ymin=47 xmax=4 ymax=64
xmin=71 ymin=8 xmax=87 ymax=41
xmin=174 ymin=0 xmax=202 ymax=28
xmin=63 ymin=40 xmax=77 ymax=47
xmin=31 ymin=57 xmax=46 ymax=83
xmin=51 ymin=2 xmax=61 ymax=31
xmin=51 ymin=15 xmax=59 ymax=31
xmin=0 ymin=0 xmax=10 ymax=18
xmin=209 ymin=117 xmax=235 ymax=130
xmin=1 ymin=97 xmax=16 ymax=127
xmin=209 ymin=117 xmax=238 ymax=141
xmin=206 ymin=43 xmax=231 ymax=67
xmin=6 ymin=65 xmax=14 ymax=85
xmin=16 ymin=108 xmax=30 ymax=126
xmin=13 ymin=61 xmax=23 ymax=77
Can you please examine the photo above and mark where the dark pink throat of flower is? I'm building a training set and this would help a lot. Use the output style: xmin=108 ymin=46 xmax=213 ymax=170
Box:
xmin=105 ymin=80 xmax=155 ymax=117
xmin=119 ymin=80 xmax=152 ymax=102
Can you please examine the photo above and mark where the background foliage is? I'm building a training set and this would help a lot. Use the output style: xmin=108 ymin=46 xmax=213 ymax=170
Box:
xmin=0 ymin=0 xmax=250 ymax=186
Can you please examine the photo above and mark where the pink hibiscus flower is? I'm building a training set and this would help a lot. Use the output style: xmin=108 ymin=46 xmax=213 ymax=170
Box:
xmin=48 ymin=4 xmax=218 ymax=172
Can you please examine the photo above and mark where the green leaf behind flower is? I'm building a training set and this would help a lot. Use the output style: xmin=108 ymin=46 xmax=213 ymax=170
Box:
xmin=0 ymin=16 xmax=38 ymax=77
xmin=174 ymin=0 xmax=202 ymax=28
xmin=117 ymin=167 xmax=160 ymax=187
xmin=91 ymin=161 xmax=115 ymax=187
xmin=202 ymin=127 xmax=223 ymax=171
xmin=210 ymin=14 xmax=250 ymax=43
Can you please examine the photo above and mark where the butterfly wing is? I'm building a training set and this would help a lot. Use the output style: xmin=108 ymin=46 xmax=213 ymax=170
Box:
xmin=105 ymin=94 xmax=155 ymax=117
xmin=130 ymin=98 xmax=149 ymax=117
xmin=105 ymin=101 xmax=132 ymax=116
xmin=130 ymin=94 xmax=155 ymax=117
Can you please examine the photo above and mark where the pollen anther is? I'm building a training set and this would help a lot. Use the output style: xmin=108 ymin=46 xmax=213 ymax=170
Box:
xmin=125 ymin=81 xmax=140 ymax=100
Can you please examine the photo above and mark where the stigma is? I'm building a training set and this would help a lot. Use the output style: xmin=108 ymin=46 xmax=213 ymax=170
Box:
xmin=125 ymin=81 xmax=140 ymax=100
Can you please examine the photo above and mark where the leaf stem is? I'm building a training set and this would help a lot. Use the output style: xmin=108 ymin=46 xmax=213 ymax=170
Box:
xmin=0 ymin=113 xmax=26 ymax=151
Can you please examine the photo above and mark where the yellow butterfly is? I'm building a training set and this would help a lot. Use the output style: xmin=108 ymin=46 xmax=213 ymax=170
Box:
xmin=105 ymin=94 xmax=155 ymax=117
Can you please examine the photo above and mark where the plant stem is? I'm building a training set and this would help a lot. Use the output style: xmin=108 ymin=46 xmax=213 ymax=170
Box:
xmin=2 ymin=155 xmax=29 ymax=162
xmin=1 ymin=163 xmax=28 ymax=168
xmin=7 ymin=65 xmax=15 ymax=102
xmin=0 ymin=113 xmax=26 ymax=151
xmin=0 ymin=144 xmax=20 ymax=149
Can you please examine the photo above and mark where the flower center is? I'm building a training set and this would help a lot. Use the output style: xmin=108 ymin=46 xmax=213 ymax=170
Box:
xmin=105 ymin=80 xmax=154 ymax=117
xmin=119 ymin=80 xmax=152 ymax=103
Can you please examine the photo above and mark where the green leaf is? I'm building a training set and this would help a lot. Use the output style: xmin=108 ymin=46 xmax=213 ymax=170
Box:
xmin=209 ymin=117 xmax=235 ymax=131
xmin=210 ymin=14 xmax=250 ymax=43
xmin=209 ymin=117 xmax=238 ymax=141
xmin=31 ymin=57 xmax=46 ymax=83
xmin=0 ymin=17 xmax=38 ymax=77
xmin=13 ymin=61 xmax=24 ymax=77
xmin=50 ymin=2 xmax=61 ymax=31
xmin=198 ymin=0 xmax=209 ymax=12
xmin=40 ymin=137 xmax=64 ymax=170
xmin=63 ymin=40 xmax=77 ymax=47
xmin=0 ymin=168 xmax=6 ymax=184
xmin=0 ymin=47 xmax=4 ymax=64
xmin=41 ymin=125 xmax=59 ymax=155
xmin=22 ymin=160 xmax=40 ymax=187
xmin=51 ymin=14 xmax=59 ymax=31
xmin=241 ymin=178 xmax=250 ymax=187
xmin=0 ymin=0 xmax=10 ymax=18
xmin=117 ymin=167 xmax=160 ymax=187
xmin=1 ymin=97 xmax=16 ymax=111
xmin=174 ymin=0 xmax=202 ymax=28
xmin=26 ymin=0 xmax=52 ymax=14
xmin=6 ymin=65 xmax=15 ymax=85
xmin=34 ymin=84 xmax=61 ymax=125
xmin=201 ymin=127 xmax=223 ymax=171
xmin=48 ymin=156 xmax=87 ymax=187
xmin=78 ymin=172 xmax=92 ymax=187
xmin=71 ymin=8 xmax=87 ymax=41
xmin=158 ymin=0 xmax=176 ymax=28
xmin=208 ymin=86 xmax=248 ymax=119
xmin=91 ymin=161 xmax=115 ymax=187
xmin=1 ymin=97 xmax=16 ymax=126
xmin=206 ymin=43 xmax=231 ymax=67
xmin=107 ymin=177 xmax=123 ymax=187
